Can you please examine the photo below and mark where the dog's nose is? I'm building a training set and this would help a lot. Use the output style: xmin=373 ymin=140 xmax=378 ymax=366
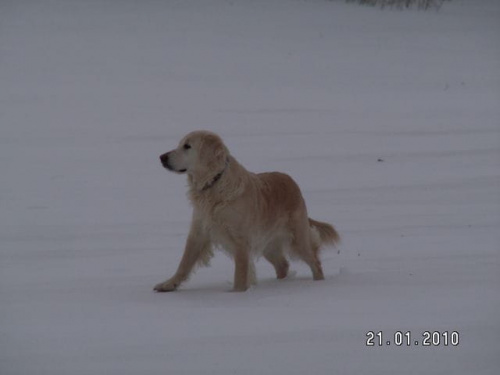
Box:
xmin=159 ymin=152 xmax=169 ymax=168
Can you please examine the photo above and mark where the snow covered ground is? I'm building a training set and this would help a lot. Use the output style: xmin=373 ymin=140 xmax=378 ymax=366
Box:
xmin=1 ymin=0 xmax=499 ymax=374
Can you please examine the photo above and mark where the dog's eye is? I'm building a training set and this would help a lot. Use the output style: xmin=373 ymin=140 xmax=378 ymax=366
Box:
xmin=183 ymin=144 xmax=191 ymax=150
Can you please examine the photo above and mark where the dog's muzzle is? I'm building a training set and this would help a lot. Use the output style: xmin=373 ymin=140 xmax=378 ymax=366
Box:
xmin=159 ymin=152 xmax=186 ymax=173
xmin=159 ymin=152 xmax=171 ymax=170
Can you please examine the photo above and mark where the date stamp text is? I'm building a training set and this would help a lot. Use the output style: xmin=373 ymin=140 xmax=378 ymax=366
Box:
xmin=366 ymin=331 xmax=460 ymax=347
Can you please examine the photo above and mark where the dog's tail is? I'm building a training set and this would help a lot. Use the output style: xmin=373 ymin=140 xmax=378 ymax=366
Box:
xmin=309 ymin=218 xmax=340 ymax=248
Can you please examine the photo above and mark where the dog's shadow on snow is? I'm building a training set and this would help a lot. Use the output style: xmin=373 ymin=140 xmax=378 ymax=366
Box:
xmin=155 ymin=268 xmax=344 ymax=302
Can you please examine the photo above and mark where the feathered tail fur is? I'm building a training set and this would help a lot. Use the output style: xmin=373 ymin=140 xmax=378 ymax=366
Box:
xmin=308 ymin=218 xmax=340 ymax=248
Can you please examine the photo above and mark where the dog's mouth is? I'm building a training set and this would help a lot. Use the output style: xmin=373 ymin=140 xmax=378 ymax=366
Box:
xmin=164 ymin=164 xmax=187 ymax=174
xmin=165 ymin=164 xmax=187 ymax=174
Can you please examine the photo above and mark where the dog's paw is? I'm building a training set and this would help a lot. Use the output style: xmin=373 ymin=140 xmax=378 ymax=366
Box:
xmin=153 ymin=279 xmax=179 ymax=292
xmin=279 ymin=270 xmax=297 ymax=280
xmin=231 ymin=284 xmax=249 ymax=292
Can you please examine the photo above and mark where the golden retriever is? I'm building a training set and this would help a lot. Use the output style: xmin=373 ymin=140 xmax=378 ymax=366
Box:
xmin=154 ymin=130 xmax=340 ymax=292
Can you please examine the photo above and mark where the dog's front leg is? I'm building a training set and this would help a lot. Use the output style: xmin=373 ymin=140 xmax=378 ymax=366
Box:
xmin=233 ymin=249 xmax=250 ymax=292
xmin=154 ymin=220 xmax=209 ymax=292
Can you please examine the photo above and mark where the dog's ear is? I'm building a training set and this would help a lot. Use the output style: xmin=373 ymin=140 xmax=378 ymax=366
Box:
xmin=191 ymin=134 xmax=228 ymax=190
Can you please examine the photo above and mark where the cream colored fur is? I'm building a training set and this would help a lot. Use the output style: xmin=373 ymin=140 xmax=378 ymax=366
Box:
xmin=154 ymin=130 xmax=340 ymax=292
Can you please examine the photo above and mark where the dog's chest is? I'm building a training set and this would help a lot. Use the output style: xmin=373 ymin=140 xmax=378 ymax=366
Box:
xmin=199 ymin=203 xmax=247 ymax=241
xmin=199 ymin=202 xmax=239 ymax=230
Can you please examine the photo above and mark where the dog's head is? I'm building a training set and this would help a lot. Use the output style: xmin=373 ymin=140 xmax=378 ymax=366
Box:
xmin=160 ymin=130 xmax=229 ymax=190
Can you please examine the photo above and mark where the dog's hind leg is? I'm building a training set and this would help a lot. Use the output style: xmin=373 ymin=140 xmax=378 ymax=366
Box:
xmin=289 ymin=216 xmax=324 ymax=281
xmin=263 ymin=240 xmax=289 ymax=279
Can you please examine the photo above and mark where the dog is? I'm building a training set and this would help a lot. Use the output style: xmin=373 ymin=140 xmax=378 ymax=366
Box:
xmin=154 ymin=130 xmax=340 ymax=292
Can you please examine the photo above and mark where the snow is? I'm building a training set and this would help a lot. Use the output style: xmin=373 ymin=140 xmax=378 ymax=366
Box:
xmin=1 ymin=0 xmax=499 ymax=374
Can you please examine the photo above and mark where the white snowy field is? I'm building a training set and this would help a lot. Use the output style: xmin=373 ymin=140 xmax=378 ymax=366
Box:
xmin=1 ymin=0 xmax=499 ymax=374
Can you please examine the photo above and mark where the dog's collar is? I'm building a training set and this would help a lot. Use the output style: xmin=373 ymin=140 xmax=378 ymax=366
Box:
xmin=201 ymin=158 xmax=230 ymax=191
